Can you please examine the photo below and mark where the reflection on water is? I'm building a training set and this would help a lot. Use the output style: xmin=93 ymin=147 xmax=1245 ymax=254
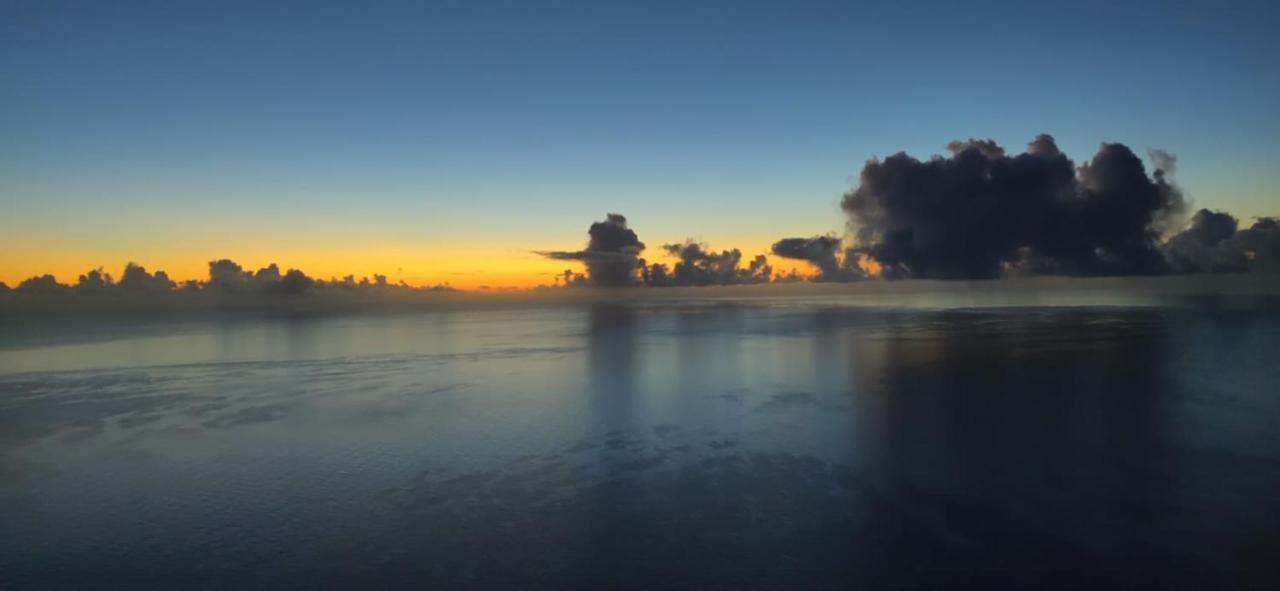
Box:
xmin=1 ymin=301 xmax=1279 ymax=589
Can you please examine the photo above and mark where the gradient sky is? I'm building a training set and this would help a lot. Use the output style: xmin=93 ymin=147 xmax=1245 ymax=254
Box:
xmin=3 ymin=0 xmax=1278 ymax=288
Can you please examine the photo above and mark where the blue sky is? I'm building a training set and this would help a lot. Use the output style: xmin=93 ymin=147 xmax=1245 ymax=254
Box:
xmin=2 ymin=0 xmax=1278 ymax=285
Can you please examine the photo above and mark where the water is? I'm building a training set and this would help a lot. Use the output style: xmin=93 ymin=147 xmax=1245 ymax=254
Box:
xmin=2 ymin=298 xmax=1279 ymax=589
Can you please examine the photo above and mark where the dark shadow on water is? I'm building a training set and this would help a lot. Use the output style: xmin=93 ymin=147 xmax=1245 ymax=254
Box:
xmin=380 ymin=307 xmax=1279 ymax=589
xmin=846 ymin=310 xmax=1176 ymax=585
xmin=586 ymin=304 xmax=639 ymax=403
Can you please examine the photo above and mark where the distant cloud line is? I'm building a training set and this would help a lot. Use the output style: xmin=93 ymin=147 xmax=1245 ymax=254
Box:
xmin=5 ymin=134 xmax=1278 ymax=296
xmin=540 ymin=135 xmax=1278 ymax=286
xmin=2 ymin=259 xmax=454 ymax=296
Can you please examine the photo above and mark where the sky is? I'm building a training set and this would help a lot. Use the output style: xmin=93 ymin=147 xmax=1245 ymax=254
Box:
xmin=3 ymin=0 xmax=1278 ymax=289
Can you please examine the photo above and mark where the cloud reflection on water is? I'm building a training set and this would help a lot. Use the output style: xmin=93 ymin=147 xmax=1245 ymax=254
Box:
xmin=1 ymin=301 xmax=1278 ymax=588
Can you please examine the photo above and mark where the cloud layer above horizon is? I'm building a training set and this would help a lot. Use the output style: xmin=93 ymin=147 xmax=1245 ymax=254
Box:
xmin=7 ymin=135 xmax=1279 ymax=295
xmin=534 ymin=136 xmax=1278 ymax=286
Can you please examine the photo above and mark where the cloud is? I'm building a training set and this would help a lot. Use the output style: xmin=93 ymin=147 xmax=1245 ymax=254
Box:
xmin=1164 ymin=210 xmax=1280 ymax=273
xmin=539 ymin=216 xmax=774 ymax=287
xmin=652 ymin=240 xmax=772 ymax=286
xmin=1163 ymin=209 xmax=1248 ymax=273
xmin=770 ymin=235 xmax=864 ymax=282
xmin=208 ymin=259 xmax=250 ymax=291
xmin=17 ymin=274 xmax=68 ymax=294
xmin=204 ymin=261 xmax=326 ymax=294
xmin=5 ymin=260 xmax=439 ymax=304
xmin=537 ymin=214 xmax=646 ymax=287
xmin=119 ymin=263 xmax=175 ymax=292
xmin=1149 ymin=149 xmax=1177 ymax=177
xmin=841 ymin=135 xmax=1187 ymax=279
xmin=1234 ymin=218 xmax=1280 ymax=272
xmin=75 ymin=268 xmax=114 ymax=294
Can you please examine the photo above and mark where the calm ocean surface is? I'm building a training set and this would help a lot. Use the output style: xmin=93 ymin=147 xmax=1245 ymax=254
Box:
xmin=2 ymin=296 xmax=1279 ymax=589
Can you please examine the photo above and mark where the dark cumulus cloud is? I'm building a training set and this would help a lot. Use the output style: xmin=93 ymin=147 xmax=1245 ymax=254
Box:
xmin=207 ymin=259 xmax=315 ymax=293
xmin=539 ymin=215 xmax=776 ymax=287
xmin=1164 ymin=210 xmax=1280 ymax=273
xmin=5 ymin=260 xmax=442 ymax=301
xmin=840 ymin=134 xmax=1186 ymax=279
xmin=770 ymin=236 xmax=864 ymax=282
xmin=539 ymin=214 xmax=646 ymax=287
xmin=1238 ymin=218 xmax=1280 ymax=272
xmin=119 ymin=263 xmax=175 ymax=292
xmin=651 ymin=241 xmax=772 ymax=286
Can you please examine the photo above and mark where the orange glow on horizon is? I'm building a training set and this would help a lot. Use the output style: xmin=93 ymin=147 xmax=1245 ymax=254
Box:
xmin=0 ymin=243 xmax=793 ymax=291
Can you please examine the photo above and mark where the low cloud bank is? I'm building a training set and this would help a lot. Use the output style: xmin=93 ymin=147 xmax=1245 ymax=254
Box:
xmin=3 ymin=260 xmax=455 ymax=298
xmin=769 ymin=236 xmax=865 ymax=282
xmin=537 ymin=137 xmax=1273 ymax=286
xmin=1164 ymin=210 xmax=1280 ymax=273
xmin=6 ymin=135 xmax=1276 ymax=300
xmin=538 ymin=215 xmax=773 ymax=287
xmin=645 ymin=241 xmax=772 ymax=286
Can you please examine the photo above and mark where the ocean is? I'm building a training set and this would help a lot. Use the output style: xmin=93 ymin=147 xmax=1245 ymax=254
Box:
xmin=2 ymin=292 xmax=1278 ymax=589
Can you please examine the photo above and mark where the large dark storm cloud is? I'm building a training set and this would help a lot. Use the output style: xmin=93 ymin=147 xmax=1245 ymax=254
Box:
xmin=770 ymin=236 xmax=863 ymax=282
xmin=841 ymin=135 xmax=1186 ymax=279
xmin=539 ymin=214 xmax=646 ymax=287
xmin=1236 ymin=218 xmax=1280 ymax=272
xmin=1164 ymin=210 xmax=1280 ymax=273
